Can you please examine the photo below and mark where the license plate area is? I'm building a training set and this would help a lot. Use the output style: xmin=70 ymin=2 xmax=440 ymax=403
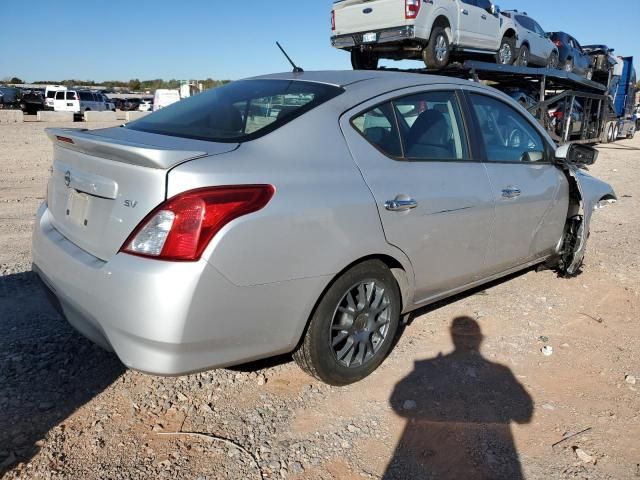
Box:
xmin=65 ymin=190 xmax=90 ymax=227
xmin=363 ymin=32 xmax=377 ymax=43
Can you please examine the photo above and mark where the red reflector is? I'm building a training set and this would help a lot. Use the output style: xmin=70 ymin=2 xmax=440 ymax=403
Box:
xmin=56 ymin=136 xmax=74 ymax=144
xmin=405 ymin=0 xmax=421 ymax=19
xmin=122 ymin=185 xmax=275 ymax=261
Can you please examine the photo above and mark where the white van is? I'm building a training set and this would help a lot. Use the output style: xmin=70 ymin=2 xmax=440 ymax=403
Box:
xmin=153 ymin=89 xmax=181 ymax=111
xmin=53 ymin=90 xmax=108 ymax=114
xmin=44 ymin=85 xmax=67 ymax=110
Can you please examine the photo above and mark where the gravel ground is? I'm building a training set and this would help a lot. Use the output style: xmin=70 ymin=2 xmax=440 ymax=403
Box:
xmin=1 ymin=122 xmax=639 ymax=479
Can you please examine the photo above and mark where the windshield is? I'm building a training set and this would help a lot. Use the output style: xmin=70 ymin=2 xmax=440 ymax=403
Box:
xmin=126 ymin=79 xmax=344 ymax=143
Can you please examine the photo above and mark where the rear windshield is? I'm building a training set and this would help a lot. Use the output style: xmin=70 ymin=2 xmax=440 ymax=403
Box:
xmin=126 ymin=79 xmax=344 ymax=143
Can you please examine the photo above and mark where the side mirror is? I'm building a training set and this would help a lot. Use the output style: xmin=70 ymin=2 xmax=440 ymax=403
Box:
xmin=555 ymin=143 xmax=598 ymax=166
xmin=490 ymin=4 xmax=500 ymax=15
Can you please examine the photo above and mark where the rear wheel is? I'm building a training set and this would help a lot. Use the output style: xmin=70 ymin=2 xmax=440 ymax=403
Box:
xmin=423 ymin=27 xmax=451 ymax=69
xmin=351 ymin=50 xmax=379 ymax=70
xmin=606 ymin=123 xmax=615 ymax=143
xmin=496 ymin=36 xmax=516 ymax=65
xmin=516 ymin=45 xmax=530 ymax=67
xmin=293 ymin=260 xmax=401 ymax=386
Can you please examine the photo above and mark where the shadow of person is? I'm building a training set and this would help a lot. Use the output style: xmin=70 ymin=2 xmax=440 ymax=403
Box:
xmin=0 ymin=271 xmax=124 ymax=473
xmin=385 ymin=317 xmax=533 ymax=480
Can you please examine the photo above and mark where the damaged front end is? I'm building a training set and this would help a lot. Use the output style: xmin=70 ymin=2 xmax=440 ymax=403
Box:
xmin=553 ymin=144 xmax=617 ymax=276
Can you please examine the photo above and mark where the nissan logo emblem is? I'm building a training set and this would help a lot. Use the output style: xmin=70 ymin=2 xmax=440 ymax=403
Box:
xmin=64 ymin=171 xmax=71 ymax=187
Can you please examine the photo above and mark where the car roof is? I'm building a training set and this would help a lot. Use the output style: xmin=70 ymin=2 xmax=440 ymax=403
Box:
xmin=249 ymin=70 xmax=475 ymax=89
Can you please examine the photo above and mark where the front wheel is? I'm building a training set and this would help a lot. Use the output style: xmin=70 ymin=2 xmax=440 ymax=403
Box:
xmin=293 ymin=260 xmax=401 ymax=386
xmin=547 ymin=51 xmax=559 ymax=69
xmin=351 ymin=50 xmax=379 ymax=70
xmin=423 ymin=27 xmax=451 ymax=69
xmin=564 ymin=58 xmax=574 ymax=73
xmin=496 ymin=36 xmax=516 ymax=65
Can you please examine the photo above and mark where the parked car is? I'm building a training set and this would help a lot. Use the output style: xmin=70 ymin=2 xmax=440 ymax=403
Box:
xmin=33 ymin=71 xmax=615 ymax=386
xmin=331 ymin=0 xmax=519 ymax=70
xmin=549 ymin=32 xmax=592 ymax=78
xmin=111 ymin=98 xmax=126 ymax=110
xmin=500 ymin=87 xmax=538 ymax=110
xmin=98 ymin=94 xmax=116 ymax=112
xmin=53 ymin=90 xmax=109 ymax=113
xmin=0 ymin=86 xmax=20 ymax=109
xmin=501 ymin=11 xmax=558 ymax=68
xmin=582 ymin=44 xmax=617 ymax=75
xmin=123 ymin=97 xmax=141 ymax=111
xmin=44 ymin=85 xmax=66 ymax=110
xmin=20 ymin=91 xmax=45 ymax=114
xmin=138 ymin=99 xmax=153 ymax=112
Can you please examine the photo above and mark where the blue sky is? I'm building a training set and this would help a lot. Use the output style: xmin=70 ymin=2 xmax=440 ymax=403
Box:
xmin=1 ymin=0 xmax=638 ymax=82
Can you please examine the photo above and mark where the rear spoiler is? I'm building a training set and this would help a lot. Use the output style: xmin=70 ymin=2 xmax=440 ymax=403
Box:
xmin=45 ymin=128 xmax=208 ymax=170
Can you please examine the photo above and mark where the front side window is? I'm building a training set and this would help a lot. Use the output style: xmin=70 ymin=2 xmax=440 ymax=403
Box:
xmin=127 ymin=80 xmax=343 ymax=143
xmin=352 ymin=103 xmax=402 ymax=157
xmin=469 ymin=93 xmax=546 ymax=163
xmin=476 ymin=0 xmax=492 ymax=10
xmin=55 ymin=91 xmax=64 ymax=100
xmin=394 ymin=91 xmax=468 ymax=160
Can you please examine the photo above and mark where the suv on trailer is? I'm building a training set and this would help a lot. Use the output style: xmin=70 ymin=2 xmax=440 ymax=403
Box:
xmin=501 ymin=11 xmax=558 ymax=68
xmin=549 ymin=32 xmax=592 ymax=78
xmin=331 ymin=0 xmax=519 ymax=70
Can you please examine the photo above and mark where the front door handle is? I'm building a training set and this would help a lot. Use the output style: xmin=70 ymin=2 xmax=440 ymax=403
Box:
xmin=501 ymin=187 xmax=522 ymax=199
xmin=461 ymin=8 xmax=469 ymax=15
xmin=481 ymin=14 xmax=487 ymax=19
xmin=385 ymin=198 xmax=418 ymax=212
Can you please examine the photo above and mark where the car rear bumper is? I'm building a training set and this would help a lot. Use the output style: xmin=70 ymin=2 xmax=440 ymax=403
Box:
xmin=332 ymin=25 xmax=417 ymax=49
xmin=32 ymin=203 xmax=330 ymax=375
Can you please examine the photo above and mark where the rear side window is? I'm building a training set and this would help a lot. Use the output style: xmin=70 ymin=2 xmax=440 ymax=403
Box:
xmin=126 ymin=80 xmax=344 ymax=143
xmin=352 ymin=103 xmax=402 ymax=157
xmin=393 ymin=91 xmax=468 ymax=160
xmin=66 ymin=91 xmax=77 ymax=100
xmin=47 ymin=91 xmax=57 ymax=98
xmin=79 ymin=91 xmax=92 ymax=101
xmin=55 ymin=91 xmax=65 ymax=100
xmin=469 ymin=93 xmax=546 ymax=163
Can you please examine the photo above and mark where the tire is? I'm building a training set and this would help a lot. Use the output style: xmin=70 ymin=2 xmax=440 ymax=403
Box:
xmin=423 ymin=27 xmax=451 ymax=69
xmin=351 ymin=50 xmax=379 ymax=70
xmin=585 ymin=68 xmax=593 ymax=80
xmin=564 ymin=58 xmax=574 ymax=73
xmin=293 ymin=260 xmax=401 ymax=386
xmin=516 ymin=44 xmax=530 ymax=67
xmin=547 ymin=51 xmax=559 ymax=69
xmin=613 ymin=125 xmax=619 ymax=142
xmin=606 ymin=123 xmax=615 ymax=143
xmin=496 ymin=36 xmax=516 ymax=65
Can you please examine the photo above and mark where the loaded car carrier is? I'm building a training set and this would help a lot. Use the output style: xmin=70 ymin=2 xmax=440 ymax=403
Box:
xmin=378 ymin=57 xmax=636 ymax=145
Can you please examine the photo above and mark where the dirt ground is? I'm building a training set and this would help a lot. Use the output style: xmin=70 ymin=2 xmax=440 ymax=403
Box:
xmin=0 ymin=121 xmax=639 ymax=479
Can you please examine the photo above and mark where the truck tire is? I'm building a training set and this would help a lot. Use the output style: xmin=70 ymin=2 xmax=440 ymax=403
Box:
xmin=351 ymin=50 xmax=379 ymax=70
xmin=496 ymin=36 xmax=516 ymax=65
xmin=605 ymin=123 xmax=615 ymax=143
xmin=423 ymin=27 xmax=451 ymax=70
xmin=564 ymin=58 xmax=574 ymax=73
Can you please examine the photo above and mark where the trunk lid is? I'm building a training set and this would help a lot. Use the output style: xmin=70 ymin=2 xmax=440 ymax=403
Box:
xmin=333 ymin=0 xmax=407 ymax=36
xmin=45 ymin=127 xmax=238 ymax=261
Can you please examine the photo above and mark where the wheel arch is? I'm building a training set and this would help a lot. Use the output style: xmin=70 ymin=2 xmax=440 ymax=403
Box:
xmin=430 ymin=14 xmax=452 ymax=42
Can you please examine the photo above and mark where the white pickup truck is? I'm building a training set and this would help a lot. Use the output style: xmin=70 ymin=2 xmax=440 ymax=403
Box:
xmin=331 ymin=0 xmax=518 ymax=70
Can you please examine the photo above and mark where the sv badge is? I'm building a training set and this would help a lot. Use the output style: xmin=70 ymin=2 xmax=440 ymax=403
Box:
xmin=124 ymin=200 xmax=138 ymax=208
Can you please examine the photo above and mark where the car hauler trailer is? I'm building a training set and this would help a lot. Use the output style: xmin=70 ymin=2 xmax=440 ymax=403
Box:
xmin=379 ymin=59 xmax=636 ymax=145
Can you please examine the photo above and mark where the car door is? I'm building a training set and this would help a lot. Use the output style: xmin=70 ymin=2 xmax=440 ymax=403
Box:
xmin=572 ymin=37 xmax=590 ymax=74
xmin=457 ymin=0 xmax=482 ymax=47
xmin=473 ymin=0 xmax=500 ymax=49
xmin=341 ymin=87 xmax=496 ymax=303
xmin=530 ymin=19 xmax=551 ymax=62
xmin=465 ymin=90 xmax=569 ymax=274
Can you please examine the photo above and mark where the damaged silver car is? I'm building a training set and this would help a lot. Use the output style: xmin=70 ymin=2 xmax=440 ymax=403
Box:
xmin=32 ymin=71 xmax=615 ymax=385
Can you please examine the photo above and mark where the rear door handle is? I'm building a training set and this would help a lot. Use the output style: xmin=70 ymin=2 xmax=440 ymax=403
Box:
xmin=481 ymin=14 xmax=487 ymax=19
xmin=501 ymin=187 xmax=522 ymax=199
xmin=461 ymin=8 xmax=469 ymax=15
xmin=385 ymin=198 xmax=418 ymax=212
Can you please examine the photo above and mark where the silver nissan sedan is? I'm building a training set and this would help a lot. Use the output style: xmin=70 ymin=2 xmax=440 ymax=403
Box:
xmin=32 ymin=70 xmax=616 ymax=385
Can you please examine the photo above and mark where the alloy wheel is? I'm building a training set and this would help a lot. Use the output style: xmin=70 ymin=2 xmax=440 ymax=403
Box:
xmin=435 ymin=35 xmax=448 ymax=63
xmin=499 ymin=44 xmax=513 ymax=64
xmin=329 ymin=280 xmax=391 ymax=368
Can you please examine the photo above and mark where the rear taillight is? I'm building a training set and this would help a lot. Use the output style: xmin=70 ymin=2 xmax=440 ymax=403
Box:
xmin=553 ymin=39 xmax=563 ymax=48
xmin=121 ymin=185 xmax=275 ymax=261
xmin=405 ymin=0 xmax=421 ymax=19
xmin=331 ymin=10 xmax=335 ymax=31
xmin=552 ymin=111 xmax=564 ymax=119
